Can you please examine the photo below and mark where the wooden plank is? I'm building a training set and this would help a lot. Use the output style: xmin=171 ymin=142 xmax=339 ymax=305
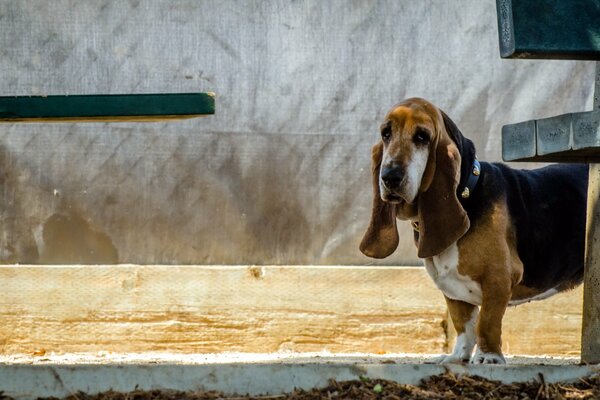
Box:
xmin=582 ymin=62 xmax=600 ymax=364
xmin=0 ymin=266 xmax=447 ymax=355
xmin=582 ymin=165 xmax=600 ymax=363
xmin=501 ymin=120 xmax=536 ymax=161
xmin=0 ymin=265 xmax=583 ymax=357
xmin=0 ymin=93 xmax=215 ymax=122
xmin=502 ymin=110 xmax=600 ymax=162
xmin=573 ymin=109 xmax=600 ymax=150
xmin=503 ymin=288 xmax=583 ymax=356
xmin=496 ymin=0 xmax=600 ymax=60
xmin=536 ymin=113 xmax=571 ymax=156
xmin=445 ymin=287 xmax=583 ymax=357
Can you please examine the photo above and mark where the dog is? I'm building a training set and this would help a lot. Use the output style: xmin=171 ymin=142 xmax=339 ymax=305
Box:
xmin=360 ymin=98 xmax=588 ymax=364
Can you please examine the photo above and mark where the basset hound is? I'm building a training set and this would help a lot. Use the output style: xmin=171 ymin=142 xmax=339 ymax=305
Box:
xmin=360 ymin=98 xmax=588 ymax=364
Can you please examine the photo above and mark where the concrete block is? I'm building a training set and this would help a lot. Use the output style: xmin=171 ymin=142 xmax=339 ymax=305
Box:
xmin=0 ymin=359 xmax=599 ymax=399
xmin=573 ymin=110 xmax=600 ymax=150
xmin=536 ymin=113 xmax=572 ymax=155
xmin=501 ymin=120 xmax=536 ymax=161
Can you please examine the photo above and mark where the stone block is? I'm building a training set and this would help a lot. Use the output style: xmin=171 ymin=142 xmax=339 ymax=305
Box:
xmin=536 ymin=113 xmax=572 ymax=156
xmin=573 ymin=110 xmax=600 ymax=150
xmin=501 ymin=120 xmax=536 ymax=161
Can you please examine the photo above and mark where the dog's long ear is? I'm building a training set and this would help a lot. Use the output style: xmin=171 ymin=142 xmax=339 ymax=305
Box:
xmin=416 ymin=115 xmax=470 ymax=259
xmin=360 ymin=142 xmax=399 ymax=258
xmin=441 ymin=110 xmax=476 ymax=191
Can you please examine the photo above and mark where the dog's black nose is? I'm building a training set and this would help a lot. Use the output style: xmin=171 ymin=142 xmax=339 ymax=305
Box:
xmin=381 ymin=166 xmax=404 ymax=189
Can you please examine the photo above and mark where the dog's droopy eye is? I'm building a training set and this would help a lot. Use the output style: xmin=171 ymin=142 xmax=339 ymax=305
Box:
xmin=381 ymin=126 xmax=391 ymax=142
xmin=413 ymin=128 xmax=430 ymax=145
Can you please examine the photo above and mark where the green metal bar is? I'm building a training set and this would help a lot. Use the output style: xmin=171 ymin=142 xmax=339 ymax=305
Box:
xmin=497 ymin=0 xmax=600 ymax=60
xmin=0 ymin=92 xmax=215 ymax=122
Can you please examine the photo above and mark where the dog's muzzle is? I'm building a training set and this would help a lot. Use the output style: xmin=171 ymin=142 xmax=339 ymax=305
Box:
xmin=380 ymin=166 xmax=406 ymax=203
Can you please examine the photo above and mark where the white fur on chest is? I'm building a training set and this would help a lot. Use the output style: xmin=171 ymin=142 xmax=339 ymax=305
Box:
xmin=424 ymin=242 xmax=482 ymax=306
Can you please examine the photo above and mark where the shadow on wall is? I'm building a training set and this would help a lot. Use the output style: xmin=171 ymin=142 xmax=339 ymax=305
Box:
xmin=0 ymin=143 xmax=118 ymax=264
xmin=0 ymin=143 xmax=38 ymax=263
xmin=37 ymin=211 xmax=118 ymax=264
xmin=198 ymin=134 xmax=313 ymax=265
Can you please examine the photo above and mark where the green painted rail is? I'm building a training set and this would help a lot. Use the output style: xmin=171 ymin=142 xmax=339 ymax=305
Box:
xmin=0 ymin=92 xmax=215 ymax=122
xmin=496 ymin=0 xmax=600 ymax=60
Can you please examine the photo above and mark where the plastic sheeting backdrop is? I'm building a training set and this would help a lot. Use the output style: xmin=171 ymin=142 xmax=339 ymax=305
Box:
xmin=0 ymin=0 xmax=595 ymax=265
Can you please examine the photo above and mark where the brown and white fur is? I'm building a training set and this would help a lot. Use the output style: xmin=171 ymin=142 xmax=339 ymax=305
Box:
xmin=360 ymin=98 xmax=588 ymax=364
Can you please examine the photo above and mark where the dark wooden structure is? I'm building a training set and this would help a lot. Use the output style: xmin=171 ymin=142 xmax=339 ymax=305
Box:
xmin=0 ymin=92 xmax=215 ymax=122
xmin=497 ymin=0 xmax=600 ymax=363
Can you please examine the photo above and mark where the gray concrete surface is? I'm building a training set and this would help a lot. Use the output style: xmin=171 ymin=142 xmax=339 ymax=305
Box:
xmin=0 ymin=1 xmax=596 ymax=265
xmin=0 ymin=354 xmax=596 ymax=399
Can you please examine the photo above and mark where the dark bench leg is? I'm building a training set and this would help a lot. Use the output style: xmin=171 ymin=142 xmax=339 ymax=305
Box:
xmin=583 ymin=164 xmax=600 ymax=364
xmin=581 ymin=62 xmax=600 ymax=364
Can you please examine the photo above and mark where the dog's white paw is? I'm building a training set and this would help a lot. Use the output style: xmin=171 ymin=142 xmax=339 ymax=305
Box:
xmin=470 ymin=349 xmax=506 ymax=365
xmin=430 ymin=354 xmax=470 ymax=364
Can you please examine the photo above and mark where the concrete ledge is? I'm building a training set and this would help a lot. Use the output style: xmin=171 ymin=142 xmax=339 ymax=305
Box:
xmin=0 ymin=354 xmax=596 ymax=399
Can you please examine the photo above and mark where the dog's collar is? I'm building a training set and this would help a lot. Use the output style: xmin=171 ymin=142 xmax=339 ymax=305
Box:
xmin=459 ymin=158 xmax=480 ymax=200
xmin=411 ymin=220 xmax=420 ymax=232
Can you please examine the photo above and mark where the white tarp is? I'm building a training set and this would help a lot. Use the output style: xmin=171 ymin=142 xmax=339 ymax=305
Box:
xmin=0 ymin=0 xmax=595 ymax=265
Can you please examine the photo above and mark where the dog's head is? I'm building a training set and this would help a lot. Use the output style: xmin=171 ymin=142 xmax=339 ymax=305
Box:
xmin=360 ymin=98 xmax=473 ymax=259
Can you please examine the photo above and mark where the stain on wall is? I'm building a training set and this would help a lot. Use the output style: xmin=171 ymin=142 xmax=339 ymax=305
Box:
xmin=38 ymin=211 xmax=118 ymax=264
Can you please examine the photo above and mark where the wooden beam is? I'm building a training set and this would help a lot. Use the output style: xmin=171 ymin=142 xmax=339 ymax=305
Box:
xmin=0 ymin=265 xmax=583 ymax=357
xmin=0 ymin=93 xmax=215 ymax=122
xmin=496 ymin=0 xmax=600 ymax=60
xmin=0 ymin=266 xmax=448 ymax=355
xmin=582 ymin=165 xmax=600 ymax=363
xmin=447 ymin=286 xmax=583 ymax=357
xmin=501 ymin=110 xmax=600 ymax=162
xmin=581 ymin=62 xmax=600 ymax=364
xmin=504 ymin=289 xmax=583 ymax=357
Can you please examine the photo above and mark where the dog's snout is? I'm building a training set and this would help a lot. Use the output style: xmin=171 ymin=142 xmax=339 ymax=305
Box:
xmin=381 ymin=166 xmax=404 ymax=189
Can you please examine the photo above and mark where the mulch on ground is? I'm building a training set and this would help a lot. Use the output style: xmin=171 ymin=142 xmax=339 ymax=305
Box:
xmin=3 ymin=372 xmax=599 ymax=400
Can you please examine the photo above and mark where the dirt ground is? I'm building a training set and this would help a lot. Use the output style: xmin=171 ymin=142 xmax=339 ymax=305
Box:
xmin=7 ymin=372 xmax=598 ymax=400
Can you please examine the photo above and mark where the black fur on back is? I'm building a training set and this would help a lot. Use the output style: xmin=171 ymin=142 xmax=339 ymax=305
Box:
xmin=444 ymin=114 xmax=588 ymax=291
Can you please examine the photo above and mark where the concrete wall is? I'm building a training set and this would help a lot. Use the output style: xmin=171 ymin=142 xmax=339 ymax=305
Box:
xmin=0 ymin=0 xmax=596 ymax=265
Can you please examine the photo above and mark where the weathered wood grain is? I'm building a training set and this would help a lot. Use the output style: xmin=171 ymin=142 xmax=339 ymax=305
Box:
xmin=0 ymin=266 xmax=447 ymax=355
xmin=0 ymin=266 xmax=583 ymax=356
xmin=503 ymin=288 xmax=583 ymax=356
xmin=582 ymin=163 xmax=600 ymax=363
xmin=444 ymin=287 xmax=583 ymax=357
xmin=581 ymin=62 xmax=600 ymax=364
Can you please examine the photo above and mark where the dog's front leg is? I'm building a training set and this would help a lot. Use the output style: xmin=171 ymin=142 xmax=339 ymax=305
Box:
xmin=435 ymin=296 xmax=478 ymax=364
xmin=471 ymin=277 xmax=510 ymax=364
